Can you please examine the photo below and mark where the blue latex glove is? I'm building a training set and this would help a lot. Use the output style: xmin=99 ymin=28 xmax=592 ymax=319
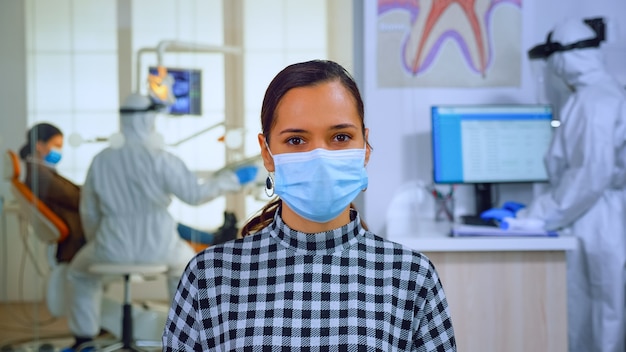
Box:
xmin=234 ymin=165 xmax=258 ymax=185
xmin=480 ymin=208 xmax=515 ymax=222
xmin=502 ymin=201 xmax=526 ymax=215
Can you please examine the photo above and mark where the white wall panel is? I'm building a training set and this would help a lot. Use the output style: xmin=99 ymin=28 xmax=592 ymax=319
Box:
xmin=31 ymin=54 xmax=73 ymax=111
xmin=73 ymin=54 xmax=118 ymax=110
xmin=73 ymin=1 xmax=116 ymax=51
xmin=31 ymin=0 xmax=72 ymax=52
xmin=243 ymin=0 xmax=284 ymax=50
xmin=286 ymin=0 xmax=326 ymax=50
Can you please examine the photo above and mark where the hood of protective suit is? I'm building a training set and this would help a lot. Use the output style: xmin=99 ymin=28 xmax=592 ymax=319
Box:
xmin=119 ymin=93 xmax=157 ymax=143
xmin=547 ymin=18 xmax=607 ymax=88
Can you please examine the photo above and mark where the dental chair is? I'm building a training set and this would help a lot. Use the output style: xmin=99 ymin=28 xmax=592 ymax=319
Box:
xmin=3 ymin=149 xmax=70 ymax=317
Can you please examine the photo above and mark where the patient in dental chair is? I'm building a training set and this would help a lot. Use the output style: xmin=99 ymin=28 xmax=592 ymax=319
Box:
xmin=19 ymin=123 xmax=86 ymax=263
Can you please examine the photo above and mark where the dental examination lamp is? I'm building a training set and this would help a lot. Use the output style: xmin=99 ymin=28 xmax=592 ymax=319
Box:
xmin=137 ymin=40 xmax=241 ymax=98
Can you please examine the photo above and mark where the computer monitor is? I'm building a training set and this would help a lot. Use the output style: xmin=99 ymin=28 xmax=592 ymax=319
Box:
xmin=431 ymin=104 xmax=554 ymax=219
xmin=148 ymin=66 xmax=202 ymax=115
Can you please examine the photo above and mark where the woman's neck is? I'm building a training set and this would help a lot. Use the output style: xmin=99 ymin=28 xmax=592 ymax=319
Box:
xmin=280 ymin=204 xmax=352 ymax=234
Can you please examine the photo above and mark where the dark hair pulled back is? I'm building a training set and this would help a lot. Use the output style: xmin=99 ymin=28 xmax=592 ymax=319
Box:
xmin=19 ymin=123 xmax=63 ymax=160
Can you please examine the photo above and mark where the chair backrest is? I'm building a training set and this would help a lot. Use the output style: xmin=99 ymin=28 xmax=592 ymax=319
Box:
xmin=188 ymin=241 xmax=209 ymax=253
xmin=4 ymin=150 xmax=69 ymax=244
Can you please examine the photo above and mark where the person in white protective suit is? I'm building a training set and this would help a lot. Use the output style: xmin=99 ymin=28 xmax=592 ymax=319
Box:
xmin=525 ymin=18 xmax=626 ymax=352
xmin=64 ymin=93 xmax=254 ymax=351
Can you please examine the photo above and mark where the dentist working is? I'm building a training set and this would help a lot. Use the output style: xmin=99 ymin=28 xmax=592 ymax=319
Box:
xmin=524 ymin=18 xmax=626 ymax=352
xmin=63 ymin=93 xmax=254 ymax=351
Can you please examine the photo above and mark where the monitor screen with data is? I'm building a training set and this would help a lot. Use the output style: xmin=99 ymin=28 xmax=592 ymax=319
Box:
xmin=431 ymin=105 xmax=554 ymax=184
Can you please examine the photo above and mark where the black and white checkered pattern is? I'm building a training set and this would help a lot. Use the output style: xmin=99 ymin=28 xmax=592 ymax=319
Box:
xmin=163 ymin=209 xmax=456 ymax=351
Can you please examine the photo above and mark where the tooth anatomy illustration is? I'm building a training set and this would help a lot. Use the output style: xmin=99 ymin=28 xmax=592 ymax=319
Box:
xmin=379 ymin=0 xmax=521 ymax=78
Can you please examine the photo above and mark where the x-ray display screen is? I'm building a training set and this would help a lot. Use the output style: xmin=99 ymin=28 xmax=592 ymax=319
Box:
xmin=431 ymin=105 xmax=554 ymax=184
xmin=148 ymin=66 xmax=202 ymax=115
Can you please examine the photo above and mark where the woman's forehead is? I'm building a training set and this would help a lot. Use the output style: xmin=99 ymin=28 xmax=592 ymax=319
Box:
xmin=272 ymin=82 xmax=360 ymax=132
xmin=49 ymin=134 xmax=64 ymax=146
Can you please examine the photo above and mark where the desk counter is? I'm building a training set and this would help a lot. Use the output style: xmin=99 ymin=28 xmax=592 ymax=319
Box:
xmin=386 ymin=220 xmax=575 ymax=352
xmin=386 ymin=220 xmax=577 ymax=252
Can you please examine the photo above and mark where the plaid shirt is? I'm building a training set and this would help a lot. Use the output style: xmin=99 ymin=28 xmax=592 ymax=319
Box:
xmin=163 ymin=209 xmax=456 ymax=351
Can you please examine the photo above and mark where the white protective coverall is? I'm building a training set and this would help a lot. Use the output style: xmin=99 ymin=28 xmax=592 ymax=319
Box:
xmin=525 ymin=19 xmax=626 ymax=352
xmin=67 ymin=93 xmax=242 ymax=338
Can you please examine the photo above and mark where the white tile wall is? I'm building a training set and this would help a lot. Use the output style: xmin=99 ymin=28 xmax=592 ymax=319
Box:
xmin=131 ymin=0 xmax=179 ymax=32
xmin=31 ymin=0 xmax=72 ymax=52
xmin=31 ymin=54 xmax=74 ymax=111
xmin=243 ymin=53 xmax=285 ymax=110
xmin=191 ymin=1 xmax=224 ymax=42
xmin=285 ymin=0 xmax=327 ymax=50
xmin=73 ymin=1 xmax=117 ymax=51
xmin=70 ymin=113 xmax=119 ymax=144
xmin=73 ymin=54 xmax=119 ymax=110
xmin=244 ymin=0 xmax=285 ymax=50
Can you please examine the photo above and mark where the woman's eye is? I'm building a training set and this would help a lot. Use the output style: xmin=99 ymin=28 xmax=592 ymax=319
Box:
xmin=334 ymin=134 xmax=351 ymax=143
xmin=287 ymin=136 xmax=303 ymax=145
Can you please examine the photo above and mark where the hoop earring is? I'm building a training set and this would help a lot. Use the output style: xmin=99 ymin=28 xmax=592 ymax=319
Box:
xmin=264 ymin=174 xmax=275 ymax=197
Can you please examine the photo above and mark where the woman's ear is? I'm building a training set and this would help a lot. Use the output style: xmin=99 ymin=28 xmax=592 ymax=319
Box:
xmin=258 ymin=133 xmax=275 ymax=172
xmin=364 ymin=128 xmax=371 ymax=166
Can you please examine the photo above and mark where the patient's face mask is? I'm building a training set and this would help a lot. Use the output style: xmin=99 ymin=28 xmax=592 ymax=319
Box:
xmin=36 ymin=134 xmax=63 ymax=165
xmin=267 ymin=142 xmax=369 ymax=223
xmin=44 ymin=148 xmax=62 ymax=165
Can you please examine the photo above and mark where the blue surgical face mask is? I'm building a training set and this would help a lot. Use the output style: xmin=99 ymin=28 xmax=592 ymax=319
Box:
xmin=44 ymin=148 xmax=62 ymax=165
xmin=267 ymin=143 xmax=368 ymax=223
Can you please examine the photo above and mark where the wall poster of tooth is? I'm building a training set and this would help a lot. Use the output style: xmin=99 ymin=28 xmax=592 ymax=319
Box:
xmin=377 ymin=0 xmax=522 ymax=87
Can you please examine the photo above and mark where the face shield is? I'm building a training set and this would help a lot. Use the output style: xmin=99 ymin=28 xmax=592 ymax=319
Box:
xmin=111 ymin=93 xmax=168 ymax=148
xmin=527 ymin=18 xmax=605 ymax=119
xmin=529 ymin=59 xmax=549 ymax=104
xmin=527 ymin=17 xmax=605 ymax=60
xmin=529 ymin=57 xmax=573 ymax=115
xmin=119 ymin=93 xmax=167 ymax=115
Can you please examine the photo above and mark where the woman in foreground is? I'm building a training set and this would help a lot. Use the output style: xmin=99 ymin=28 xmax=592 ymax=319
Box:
xmin=162 ymin=59 xmax=456 ymax=351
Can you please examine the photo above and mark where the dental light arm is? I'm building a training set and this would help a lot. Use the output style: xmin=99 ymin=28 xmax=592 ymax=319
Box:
xmin=67 ymin=122 xmax=245 ymax=149
xmin=136 ymin=40 xmax=242 ymax=94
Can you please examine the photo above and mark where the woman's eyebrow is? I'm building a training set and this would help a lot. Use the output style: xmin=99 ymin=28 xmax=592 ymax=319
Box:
xmin=330 ymin=123 xmax=358 ymax=130
xmin=278 ymin=128 xmax=308 ymax=135
xmin=277 ymin=123 xmax=358 ymax=135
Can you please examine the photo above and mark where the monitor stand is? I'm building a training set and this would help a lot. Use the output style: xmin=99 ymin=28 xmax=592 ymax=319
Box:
xmin=460 ymin=183 xmax=498 ymax=227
